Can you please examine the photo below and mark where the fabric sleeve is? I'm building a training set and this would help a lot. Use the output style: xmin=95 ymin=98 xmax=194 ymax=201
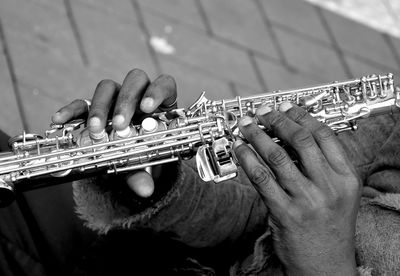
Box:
xmin=73 ymin=159 xmax=268 ymax=248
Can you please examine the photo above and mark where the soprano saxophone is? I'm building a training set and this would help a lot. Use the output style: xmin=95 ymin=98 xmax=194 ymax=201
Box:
xmin=0 ymin=73 xmax=398 ymax=206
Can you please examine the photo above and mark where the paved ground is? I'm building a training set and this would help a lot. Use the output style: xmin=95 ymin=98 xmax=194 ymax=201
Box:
xmin=0 ymin=0 xmax=399 ymax=137
xmin=307 ymin=0 xmax=400 ymax=38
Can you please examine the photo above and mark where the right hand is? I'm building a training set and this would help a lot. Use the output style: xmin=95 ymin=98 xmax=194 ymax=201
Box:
xmin=52 ymin=69 xmax=178 ymax=198
xmin=234 ymin=103 xmax=361 ymax=275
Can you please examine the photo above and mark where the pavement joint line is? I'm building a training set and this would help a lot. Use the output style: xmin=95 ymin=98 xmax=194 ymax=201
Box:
xmin=228 ymin=81 xmax=239 ymax=96
xmin=64 ymin=0 xmax=89 ymax=67
xmin=270 ymin=19 xmax=398 ymax=74
xmin=0 ymin=15 xmax=29 ymax=132
xmin=314 ymin=5 xmax=353 ymax=78
xmin=130 ymin=0 xmax=162 ymax=75
xmin=194 ymin=0 xmax=213 ymax=37
xmin=161 ymin=55 xmax=262 ymax=92
xmin=382 ymin=33 xmax=400 ymax=70
xmin=86 ymin=1 xmax=349 ymax=84
xmin=253 ymin=0 xmax=290 ymax=69
xmin=247 ymin=49 xmax=269 ymax=91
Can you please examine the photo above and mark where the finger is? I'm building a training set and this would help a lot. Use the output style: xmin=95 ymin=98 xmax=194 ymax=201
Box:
xmin=140 ymin=74 xmax=177 ymax=113
xmin=256 ymin=105 xmax=330 ymax=179
xmin=88 ymin=79 xmax=120 ymax=136
xmin=52 ymin=99 xmax=88 ymax=124
xmin=238 ymin=116 xmax=309 ymax=196
xmin=233 ymin=139 xmax=290 ymax=212
xmin=281 ymin=102 xmax=351 ymax=174
xmin=113 ymin=69 xmax=150 ymax=131
xmin=126 ymin=170 xmax=155 ymax=198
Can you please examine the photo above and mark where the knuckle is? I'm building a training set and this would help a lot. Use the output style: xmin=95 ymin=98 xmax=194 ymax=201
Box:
xmin=269 ymin=113 xmax=287 ymax=129
xmin=89 ymin=103 xmax=107 ymax=116
xmin=267 ymin=147 xmax=288 ymax=167
xmin=249 ymin=166 xmax=270 ymax=185
xmin=291 ymin=129 xmax=314 ymax=148
xmin=288 ymin=108 xmax=308 ymax=123
xmin=313 ymin=124 xmax=335 ymax=142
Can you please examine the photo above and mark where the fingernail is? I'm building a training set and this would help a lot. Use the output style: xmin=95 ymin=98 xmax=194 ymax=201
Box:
xmin=141 ymin=97 xmax=155 ymax=111
xmin=52 ymin=112 xmax=62 ymax=122
xmin=279 ymin=102 xmax=293 ymax=112
xmin=89 ymin=116 xmax=101 ymax=128
xmin=233 ymin=139 xmax=244 ymax=148
xmin=239 ymin=116 xmax=254 ymax=127
xmin=256 ymin=105 xmax=272 ymax=116
xmin=113 ymin=114 xmax=125 ymax=126
xmin=88 ymin=116 xmax=103 ymax=134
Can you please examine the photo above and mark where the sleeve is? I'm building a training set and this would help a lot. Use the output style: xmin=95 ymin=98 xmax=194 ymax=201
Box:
xmin=72 ymin=159 xmax=269 ymax=248
xmin=348 ymin=113 xmax=400 ymax=275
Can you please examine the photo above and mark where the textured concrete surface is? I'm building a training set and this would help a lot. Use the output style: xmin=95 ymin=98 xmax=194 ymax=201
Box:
xmin=0 ymin=0 xmax=399 ymax=136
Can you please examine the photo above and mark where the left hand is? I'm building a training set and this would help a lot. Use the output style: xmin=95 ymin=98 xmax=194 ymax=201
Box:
xmin=234 ymin=102 xmax=361 ymax=275
xmin=51 ymin=69 xmax=178 ymax=198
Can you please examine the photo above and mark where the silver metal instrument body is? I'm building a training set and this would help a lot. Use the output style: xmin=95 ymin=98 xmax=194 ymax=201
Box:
xmin=0 ymin=73 xmax=398 ymax=206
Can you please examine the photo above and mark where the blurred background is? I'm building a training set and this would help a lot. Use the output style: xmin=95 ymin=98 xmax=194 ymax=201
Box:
xmin=0 ymin=0 xmax=399 ymax=136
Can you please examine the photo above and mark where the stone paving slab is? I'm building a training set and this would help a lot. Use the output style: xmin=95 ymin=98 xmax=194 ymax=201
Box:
xmin=0 ymin=43 xmax=24 ymax=136
xmin=261 ymin=0 xmax=332 ymax=44
xmin=158 ymin=56 xmax=235 ymax=107
xmin=0 ymin=0 xmax=399 ymax=137
xmin=139 ymin=0 xmax=207 ymax=33
xmin=306 ymin=0 xmax=400 ymax=38
xmin=199 ymin=0 xmax=279 ymax=60
xmin=273 ymin=27 xmax=349 ymax=81
xmin=71 ymin=0 xmax=157 ymax=82
xmin=143 ymin=9 xmax=264 ymax=92
xmin=321 ymin=8 xmax=399 ymax=71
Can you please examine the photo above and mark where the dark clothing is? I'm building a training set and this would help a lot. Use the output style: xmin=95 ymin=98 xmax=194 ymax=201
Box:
xmin=1 ymin=112 xmax=400 ymax=275
xmin=0 ymin=130 xmax=95 ymax=276
xmin=73 ymin=114 xmax=400 ymax=275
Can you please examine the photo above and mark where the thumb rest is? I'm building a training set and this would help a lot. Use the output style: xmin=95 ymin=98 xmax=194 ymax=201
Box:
xmin=0 ymin=73 xmax=399 ymax=206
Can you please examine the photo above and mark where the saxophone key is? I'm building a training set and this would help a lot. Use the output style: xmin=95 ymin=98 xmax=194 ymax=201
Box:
xmin=139 ymin=117 xmax=167 ymax=141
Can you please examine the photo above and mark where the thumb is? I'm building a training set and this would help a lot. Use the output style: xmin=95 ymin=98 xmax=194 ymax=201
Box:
xmin=126 ymin=170 xmax=155 ymax=198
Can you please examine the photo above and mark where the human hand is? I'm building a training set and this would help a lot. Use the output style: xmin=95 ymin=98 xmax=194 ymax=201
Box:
xmin=52 ymin=69 xmax=177 ymax=198
xmin=234 ymin=103 xmax=361 ymax=275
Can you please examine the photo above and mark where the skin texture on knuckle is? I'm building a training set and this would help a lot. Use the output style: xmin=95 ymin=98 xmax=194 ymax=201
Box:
xmin=291 ymin=129 xmax=315 ymax=148
xmin=287 ymin=107 xmax=308 ymax=124
xmin=89 ymin=104 xmax=108 ymax=120
xmin=313 ymin=124 xmax=335 ymax=142
xmin=249 ymin=166 xmax=271 ymax=186
xmin=246 ymin=126 xmax=265 ymax=143
xmin=267 ymin=147 xmax=289 ymax=167
xmin=269 ymin=112 xmax=287 ymax=130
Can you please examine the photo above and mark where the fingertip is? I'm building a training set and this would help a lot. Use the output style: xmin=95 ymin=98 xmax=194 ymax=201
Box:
xmin=88 ymin=116 xmax=103 ymax=134
xmin=140 ymin=97 xmax=155 ymax=113
xmin=51 ymin=112 xmax=63 ymax=123
xmin=279 ymin=102 xmax=293 ymax=112
xmin=112 ymin=114 xmax=126 ymax=131
xmin=126 ymin=171 xmax=155 ymax=198
xmin=233 ymin=139 xmax=244 ymax=149
xmin=239 ymin=116 xmax=254 ymax=128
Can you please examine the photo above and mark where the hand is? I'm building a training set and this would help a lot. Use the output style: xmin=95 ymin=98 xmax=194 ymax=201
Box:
xmin=52 ymin=69 xmax=177 ymax=198
xmin=234 ymin=102 xmax=361 ymax=275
